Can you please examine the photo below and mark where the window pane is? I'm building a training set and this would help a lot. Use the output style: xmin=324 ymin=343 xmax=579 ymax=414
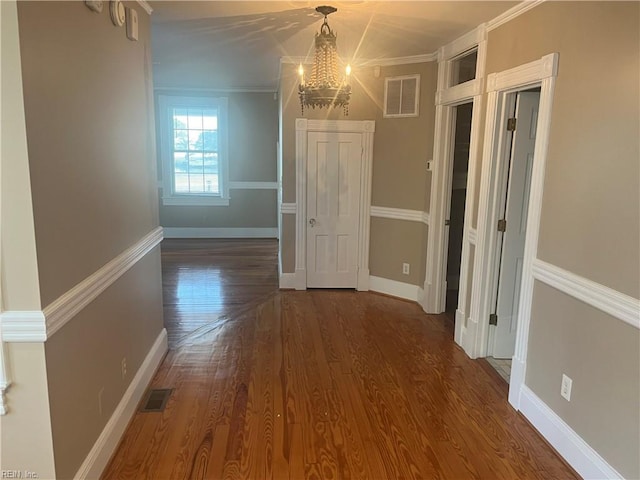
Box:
xmin=203 ymin=153 xmax=218 ymax=173
xmin=202 ymin=110 xmax=218 ymax=129
xmin=173 ymin=109 xmax=188 ymax=129
xmin=451 ymin=49 xmax=477 ymax=86
xmin=202 ymin=131 xmax=217 ymax=151
xmin=189 ymin=174 xmax=204 ymax=192
xmin=174 ymin=130 xmax=188 ymax=150
xmin=173 ymin=152 xmax=187 ymax=173
xmin=188 ymin=152 xmax=204 ymax=175
xmin=174 ymin=173 xmax=189 ymax=193
xmin=187 ymin=109 xmax=203 ymax=129
xmin=204 ymin=174 xmax=219 ymax=194
xmin=188 ymin=130 xmax=203 ymax=150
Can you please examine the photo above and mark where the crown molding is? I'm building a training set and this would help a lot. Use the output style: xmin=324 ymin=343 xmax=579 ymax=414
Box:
xmin=487 ymin=0 xmax=546 ymax=32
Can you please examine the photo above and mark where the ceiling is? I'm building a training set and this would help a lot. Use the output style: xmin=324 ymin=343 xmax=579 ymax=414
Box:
xmin=149 ymin=1 xmax=518 ymax=90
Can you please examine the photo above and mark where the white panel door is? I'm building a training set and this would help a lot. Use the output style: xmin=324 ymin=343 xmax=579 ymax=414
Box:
xmin=306 ymin=131 xmax=362 ymax=288
xmin=493 ymin=91 xmax=540 ymax=358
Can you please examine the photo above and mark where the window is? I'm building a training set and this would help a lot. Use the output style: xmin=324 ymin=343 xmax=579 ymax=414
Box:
xmin=158 ymin=95 xmax=229 ymax=206
xmin=450 ymin=48 xmax=478 ymax=86
xmin=384 ymin=74 xmax=420 ymax=118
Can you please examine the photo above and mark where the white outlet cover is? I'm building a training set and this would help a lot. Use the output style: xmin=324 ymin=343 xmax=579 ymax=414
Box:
xmin=561 ymin=374 xmax=572 ymax=401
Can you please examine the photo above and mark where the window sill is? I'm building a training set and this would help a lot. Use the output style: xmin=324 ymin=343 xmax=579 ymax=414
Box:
xmin=162 ymin=195 xmax=230 ymax=207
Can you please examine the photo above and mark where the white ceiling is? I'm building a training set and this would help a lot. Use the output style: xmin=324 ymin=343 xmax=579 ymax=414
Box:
xmin=150 ymin=1 xmax=518 ymax=90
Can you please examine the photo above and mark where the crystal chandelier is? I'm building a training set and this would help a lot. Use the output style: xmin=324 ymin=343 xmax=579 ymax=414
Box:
xmin=298 ymin=6 xmax=351 ymax=115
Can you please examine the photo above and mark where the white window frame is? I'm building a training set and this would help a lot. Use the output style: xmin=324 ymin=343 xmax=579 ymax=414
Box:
xmin=383 ymin=74 xmax=420 ymax=118
xmin=158 ymin=95 xmax=229 ymax=206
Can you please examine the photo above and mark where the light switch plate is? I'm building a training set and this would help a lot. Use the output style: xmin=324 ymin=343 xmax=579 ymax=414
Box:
xmin=126 ymin=7 xmax=139 ymax=41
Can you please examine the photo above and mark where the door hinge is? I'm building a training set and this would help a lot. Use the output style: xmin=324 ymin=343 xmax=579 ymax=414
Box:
xmin=489 ymin=313 xmax=498 ymax=325
xmin=497 ymin=219 xmax=507 ymax=232
xmin=507 ymin=117 xmax=517 ymax=131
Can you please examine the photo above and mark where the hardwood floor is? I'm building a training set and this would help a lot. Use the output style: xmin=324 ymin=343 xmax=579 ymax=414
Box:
xmin=161 ymin=239 xmax=279 ymax=347
xmin=102 ymin=240 xmax=579 ymax=480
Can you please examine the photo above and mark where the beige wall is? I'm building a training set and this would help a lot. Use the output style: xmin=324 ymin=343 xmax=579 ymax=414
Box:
xmin=45 ymin=249 xmax=163 ymax=479
xmin=481 ymin=3 xmax=639 ymax=477
xmin=1 ymin=343 xmax=56 ymax=478
xmin=0 ymin=0 xmax=40 ymax=311
xmin=18 ymin=1 xmax=160 ymax=307
xmin=485 ymin=1 xmax=640 ymax=298
xmin=0 ymin=3 xmax=54 ymax=477
xmin=156 ymin=91 xmax=279 ymax=229
xmin=14 ymin=2 xmax=165 ymax=478
xmin=527 ymin=283 xmax=640 ymax=478
xmin=279 ymin=61 xmax=437 ymax=284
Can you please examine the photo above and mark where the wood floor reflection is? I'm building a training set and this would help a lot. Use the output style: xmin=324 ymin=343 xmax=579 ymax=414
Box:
xmin=103 ymin=240 xmax=578 ymax=480
xmin=161 ymin=239 xmax=279 ymax=347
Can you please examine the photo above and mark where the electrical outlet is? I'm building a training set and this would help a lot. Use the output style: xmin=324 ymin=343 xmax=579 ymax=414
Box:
xmin=98 ymin=387 xmax=105 ymax=416
xmin=121 ymin=358 xmax=127 ymax=379
xmin=402 ymin=263 xmax=410 ymax=275
xmin=561 ymin=374 xmax=572 ymax=401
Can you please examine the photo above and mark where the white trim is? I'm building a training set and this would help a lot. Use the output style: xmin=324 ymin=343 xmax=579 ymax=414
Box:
xmin=441 ymin=24 xmax=486 ymax=61
xmin=280 ymin=202 xmax=296 ymax=215
xmin=518 ymin=385 xmax=623 ymax=480
xmin=161 ymin=195 xmax=230 ymax=207
xmin=532 ymin=259 xmax=640 ymax=329
xmin=295 ymin=119 xmax=375 ymax=292
xmin=436 ymin=78 xmax=483 ymax=106
xmin=0 ymin=311 xmax=47 ymax=342
xmin=134 ymin=0 xmax=152 ymax=15
xmin=44 ymin=227 xmax=163 ymax=338
xmin=155 ymin=86 xmax=276 ymax=94
xmin=229 ymin=181 xmax=277 ymax=190
xmin=278 ymin=273 xmax=296 ymax=289
xmin=74 ymin=328 xmax=168 ymax=480
xmin=163 ymin=227 xmax=277 ymax=239
xmin=370 ymin=206 xmax=425 ymax=224
xmin=467 ymin=228 xmax=477 ymax=246
xmin=487 ymin=53 xmax=558 ymax=93
xmin=374 ymin=53 xmax=437 ymax=66
xmin=486 ymin=0 xmax=546 ymax=32
xmin=369 ymin=276 xmax=421 ymax=302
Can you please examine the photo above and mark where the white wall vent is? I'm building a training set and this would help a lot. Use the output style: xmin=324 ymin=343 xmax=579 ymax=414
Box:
xmin=384 ymin=74 xmax=420 ymax=118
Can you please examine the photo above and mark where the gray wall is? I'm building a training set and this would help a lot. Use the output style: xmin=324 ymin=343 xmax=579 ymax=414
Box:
xmin=155 ymin=91 xmax=278 ymax=230
xmin=16 ymin=1 xmax=164 ymax=477
xmin=279 ymin=61 xmax=437 ymax=285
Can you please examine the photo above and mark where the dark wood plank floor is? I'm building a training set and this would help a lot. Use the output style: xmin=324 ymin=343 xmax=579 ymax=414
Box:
xmin=103 ymin=240 xmax=579 ymax=480
xmin=161 ymin=239 xmax=279 ymax=347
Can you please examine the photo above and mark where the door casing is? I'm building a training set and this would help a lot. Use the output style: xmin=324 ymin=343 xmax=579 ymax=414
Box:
xmin=293 ymin=119 xmax=375 ymax=291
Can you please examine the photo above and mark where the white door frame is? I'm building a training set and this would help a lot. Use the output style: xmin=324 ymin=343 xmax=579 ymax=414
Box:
xmin=465 ymin=53 xmax=558 ymax=410
xmin=423 ymin=26 xmax=487 ymax=316
xmin=293 ymin=119 xmax=375 ymax=291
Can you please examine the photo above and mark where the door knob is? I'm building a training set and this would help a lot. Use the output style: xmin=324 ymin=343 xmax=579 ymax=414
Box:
xmin=309 ymin=218 xmax=316 ymax=227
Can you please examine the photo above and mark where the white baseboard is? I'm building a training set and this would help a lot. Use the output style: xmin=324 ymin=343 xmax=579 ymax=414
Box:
xmin=74 ymin=328 xmax=168 ymax=480
xmin=518 ymin=385 xmax=623 ymax=480
xmin=163 ymin=227 xmax=278 ymax=238
xmin=369 ymin=276 xmax=421 ymax=302
xmin=279 ymin=273 xmax=296 ymax=289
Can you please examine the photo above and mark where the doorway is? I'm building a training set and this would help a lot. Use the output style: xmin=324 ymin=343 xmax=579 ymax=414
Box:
xmin=445 ymin=103 xmax=473 ymax=313
xmin=306 ymin=131 xmax=363 ymax=288
xmin=486 ymin=89 xmax=541 ymax=380
xmin=293 ymin=119 xmax=374 ymax=291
